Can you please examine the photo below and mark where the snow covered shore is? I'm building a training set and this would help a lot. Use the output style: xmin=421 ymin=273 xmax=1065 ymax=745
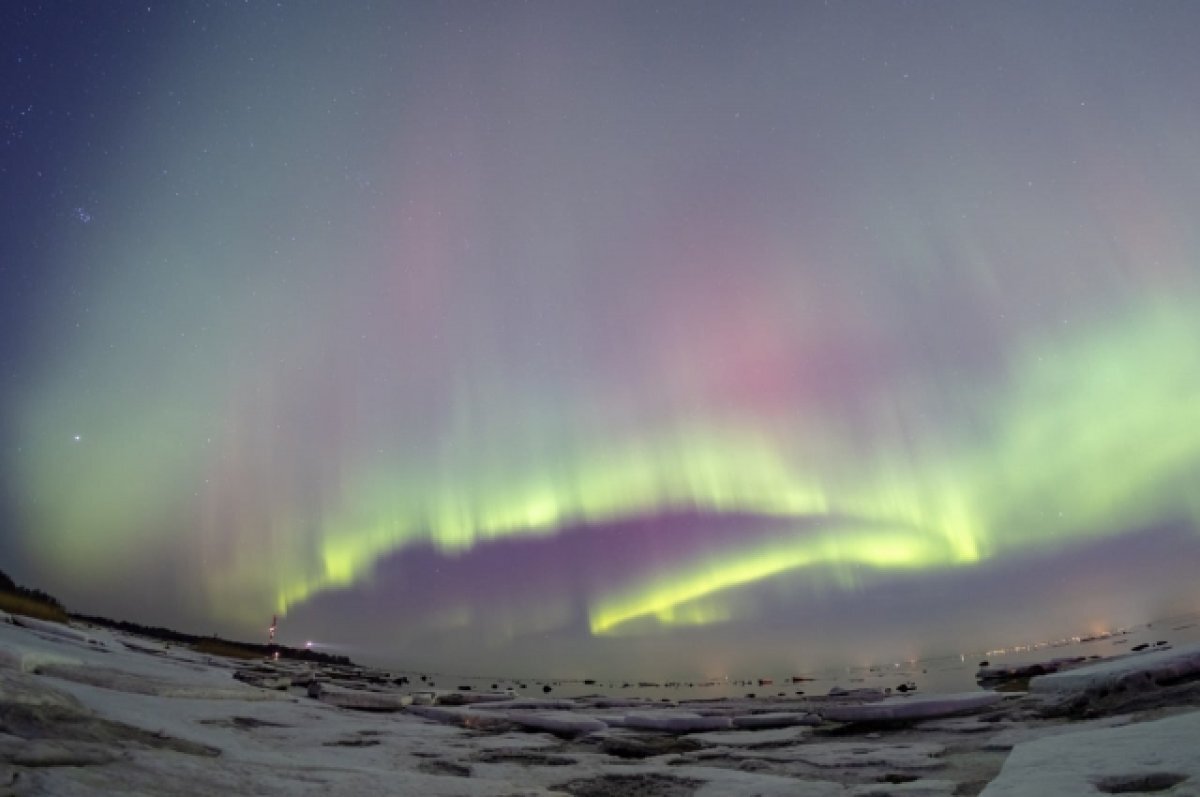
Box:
xmin=2 ymin=613 xmax=1198 ymax=796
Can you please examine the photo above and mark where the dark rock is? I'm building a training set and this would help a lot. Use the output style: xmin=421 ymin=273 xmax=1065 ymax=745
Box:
xmin=599 ymin=735 xmax=702 ymax=760
xmin=473 ymin=750 xmax=578 ymax=766
xmin=322 ymin=737 xmax=381 ymax=747
xmin=417 ymin=759 xmax=472 ymax=777
xmin=558 ymin=773 xmax=703 ymax=797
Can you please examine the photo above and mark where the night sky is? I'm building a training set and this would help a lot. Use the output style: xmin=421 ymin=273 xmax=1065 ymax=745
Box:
xmin=3 ymin=1 xmax=1199 ymax=679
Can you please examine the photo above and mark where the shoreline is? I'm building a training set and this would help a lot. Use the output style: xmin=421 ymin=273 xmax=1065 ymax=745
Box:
xmin=3 ymin=608 xmax=1199 ymax=795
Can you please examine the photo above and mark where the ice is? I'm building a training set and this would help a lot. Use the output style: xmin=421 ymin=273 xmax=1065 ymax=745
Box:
xmin=310 ymin=681 xmax=413 ymax=711
xmin=979 ymin=709 xmax=1200 ymax=796
xmin=1029 ymin=641 xmax=1200 ymax=694
xmin=819 ymin=691 xmax=1006 ymax=722
xmin=471 ymin=698 xmax=580 ymax=710
xmin=621 ymin=710 xmax=734 ymax=732
xmin=3 ymin=617 xmax=1199 ymax=796
xmin=732 ymin=711 xmax=822 ymax=729
xmin=504 ymin=711 xmax=607 ymax=736
xmin=7 ymin=615 xmax=100 ymax=647
xmin=981 ymin=714 xmax=1131 ymax=751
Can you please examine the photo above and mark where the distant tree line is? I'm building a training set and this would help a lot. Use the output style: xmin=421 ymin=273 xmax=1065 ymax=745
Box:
xmin=72 ymin=612 xmax=355 ymax=667
xmin=1 ymin=568 xmax=352 ymax=667
xmin=0 ymin=569 xmax=65 ymax=610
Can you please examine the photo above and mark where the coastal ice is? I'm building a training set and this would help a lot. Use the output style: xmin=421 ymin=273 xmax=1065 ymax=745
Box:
xmin=1029 ymin=642 xmax=1200 ymax=694
xmin=818 ymin=692 xmax=1006 ymax=723
xmin=979 ymin=709 xmax=1200 ymax=796
xmin=3 ymin=615 xmax=1199 ymax=796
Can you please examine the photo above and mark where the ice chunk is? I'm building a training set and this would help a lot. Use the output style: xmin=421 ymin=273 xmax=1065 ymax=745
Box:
xmin=622 ymin=711 xmax=733 ymax=732
xmin=505 ymin=711 xmax=607 ymax=736
xmin=1029 ymin=642 xmax=1200 ymax=694
xmin=732 ymin=711 xmax=821 ymax=729
xmin=819 ymin=692 xmax=1004 ymax=723
xmin=979 ymin=709 xmax=1200 ymax=796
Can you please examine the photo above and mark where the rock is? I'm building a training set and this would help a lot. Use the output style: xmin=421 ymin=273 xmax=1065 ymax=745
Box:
xmin=847 ymin=779 xmax=959 ymax=796
xmin=0 ymin=740 xmax=119 ymax=767
xmin=689 ymin=726 xmax=809 ymax=747
xmin=819 ymin=692 xmax=1005 ymax=723
xmin=976 ymin=657 xmax=1086 ymax=687
xmin=598 ymin=734 xmax=702 ymax=759
xmin=828 ymin=687 xmax=888 ymax=700
xmin=556 ymin=773 xmax=703 ymax=797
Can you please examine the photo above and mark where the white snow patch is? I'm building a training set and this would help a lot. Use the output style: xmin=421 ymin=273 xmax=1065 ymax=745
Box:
xmin=1029 ymin=642 xmax=1200 ymax=694
xmin=979 ymin=709 xmax=1200 ymax=796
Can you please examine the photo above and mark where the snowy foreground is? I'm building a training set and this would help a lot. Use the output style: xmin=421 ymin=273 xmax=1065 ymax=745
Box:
xmin=2 ymin=614 xmax=1199 ymax=796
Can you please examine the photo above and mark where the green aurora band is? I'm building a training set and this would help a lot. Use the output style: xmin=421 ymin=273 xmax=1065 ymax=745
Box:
xmin=7 ymin=3 xmax=1200 ymax=654
xmin=14 ymin=292 xmax=1200 ymax=633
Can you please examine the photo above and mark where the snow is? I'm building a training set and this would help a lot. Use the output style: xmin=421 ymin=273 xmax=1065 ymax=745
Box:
xmin=732 ymin=711 xmax=822 ymax=728
xmin=753 ymin=740 xmax=947 ymax=769
xmin=621 ymin=710 xmax=733 ymax=732
xmin=1029 ymin=642 xmax=1200 ymax=694
xmin=3 ymin=617 xmax=1199 ymax=796
xmin=979 ymin=709 xmax=1200 ymax=796
xmin=505 ymin=711 xmax=607 ymax=736
xmin=818 ymin=691 xmax=1005 ymax=722
xmin=981 ymin=715 xmax=1132 ymax=751
xmin=310 ymin=682 xmax=413 ymax=710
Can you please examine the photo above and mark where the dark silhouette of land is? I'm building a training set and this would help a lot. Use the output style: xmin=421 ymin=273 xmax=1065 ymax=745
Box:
xmin=0 ymin=569 xmax=354 ymax=667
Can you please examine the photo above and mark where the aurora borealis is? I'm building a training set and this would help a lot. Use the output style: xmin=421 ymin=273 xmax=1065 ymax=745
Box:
xmin=3 ymin=1 xmax=1200 ymax=677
